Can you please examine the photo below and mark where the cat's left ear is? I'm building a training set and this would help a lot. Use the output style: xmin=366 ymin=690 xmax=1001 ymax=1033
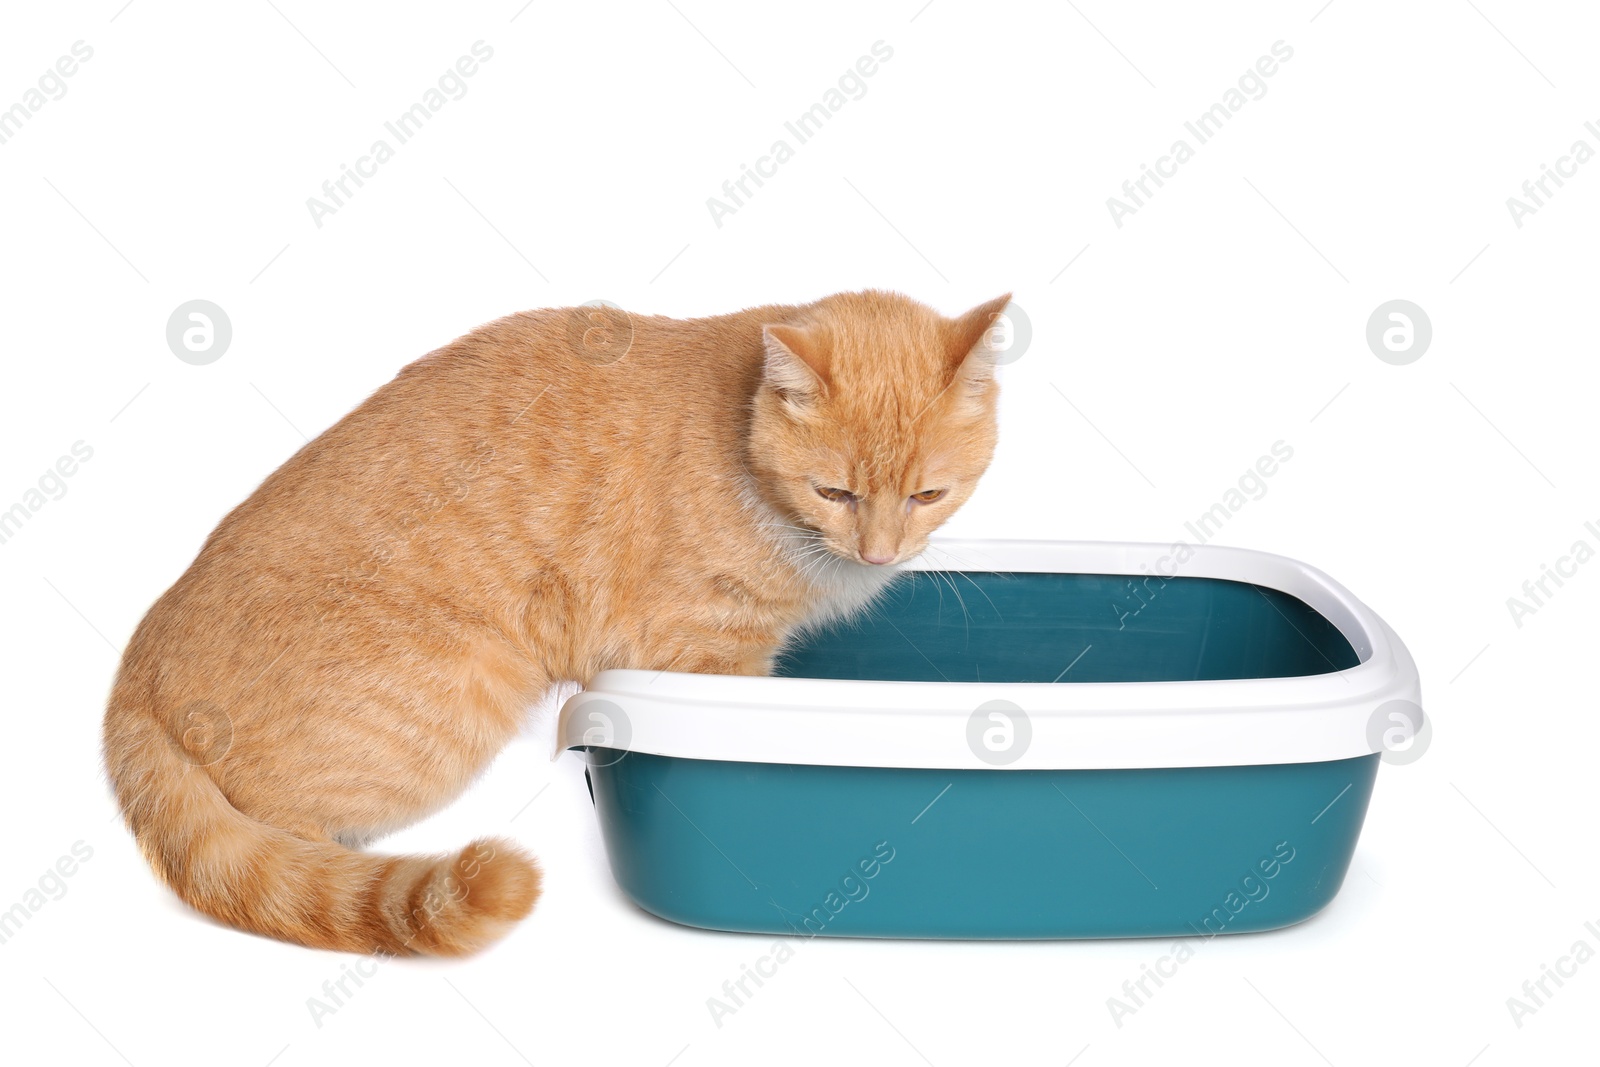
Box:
xmin=945 ymin=292 xmax=1014 ymax=405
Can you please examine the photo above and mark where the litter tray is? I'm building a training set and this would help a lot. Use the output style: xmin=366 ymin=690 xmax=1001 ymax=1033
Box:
xmin=555 ymin=539 xmax=1419 ymax=939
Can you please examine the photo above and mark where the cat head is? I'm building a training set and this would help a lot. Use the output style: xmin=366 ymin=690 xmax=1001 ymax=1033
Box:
xmin=747 ymin=289 xmax=1012 ymax=568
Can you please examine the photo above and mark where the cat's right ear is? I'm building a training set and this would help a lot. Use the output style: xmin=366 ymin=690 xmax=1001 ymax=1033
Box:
xmin=762 ymin=324 xmax=830 ymax=409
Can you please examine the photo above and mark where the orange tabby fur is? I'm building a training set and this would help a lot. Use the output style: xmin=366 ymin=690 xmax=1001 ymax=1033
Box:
xmin=101 ymin=289 xmax=1011 ymax=955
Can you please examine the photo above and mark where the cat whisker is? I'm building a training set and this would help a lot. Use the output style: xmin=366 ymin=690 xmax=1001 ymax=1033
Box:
xmin=952 ymin=568 xmax=1001 ymax=619
xmin=936 ymin=567 xmax=973 ymax=647
xmin=912 ymin=549 xmax=975 ymax=643
xmin=924 ymin=543 xmax=1016 ymax=582
xmin=923 ymin=546 xmax=1004 ymax=620
xmin=757 ymin=520 xmax=821 ymax=537
xmin=792 ymin=544 xmax=838 ymax=586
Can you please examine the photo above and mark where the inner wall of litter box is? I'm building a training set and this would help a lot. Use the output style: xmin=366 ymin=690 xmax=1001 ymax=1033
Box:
xmin=775 ymin=572 xmax=1360 ymax=683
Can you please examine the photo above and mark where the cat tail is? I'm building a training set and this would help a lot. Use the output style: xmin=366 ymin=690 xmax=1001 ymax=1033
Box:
xmin=103 ymin=691 xmax=540 ymax=956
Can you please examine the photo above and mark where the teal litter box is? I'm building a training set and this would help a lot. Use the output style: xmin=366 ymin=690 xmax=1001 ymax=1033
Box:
xmin=555 ymin=539 xmax=1420 ymax=939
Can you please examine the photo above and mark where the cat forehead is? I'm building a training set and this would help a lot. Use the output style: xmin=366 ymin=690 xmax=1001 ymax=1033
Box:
xmin=813 ymin=350 xmax=962 ymax=425
xmin=825 ymin=430 xmax=958 ymax=483
xmin=819 ymin=328 xmax=949 ymax=386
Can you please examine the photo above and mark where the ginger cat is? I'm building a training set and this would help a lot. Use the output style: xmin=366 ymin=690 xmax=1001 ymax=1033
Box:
xmin=102 ymin=289 xmax=1011 ymax=955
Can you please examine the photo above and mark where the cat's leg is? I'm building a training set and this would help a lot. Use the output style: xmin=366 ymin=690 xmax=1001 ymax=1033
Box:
xmin=211 ymin=623 xmax=548 ymax=847
xmin=113 ymin=605 xmax=546 ymax=955
xmin=651 ymin=642 xmax=777 ymax=678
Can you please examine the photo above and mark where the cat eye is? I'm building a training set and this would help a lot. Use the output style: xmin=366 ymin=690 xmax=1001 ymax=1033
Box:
xmin=816 ymin=486 xmax=856 ymax=503
xmin=911 ymin=488 xmax=947 ymax=504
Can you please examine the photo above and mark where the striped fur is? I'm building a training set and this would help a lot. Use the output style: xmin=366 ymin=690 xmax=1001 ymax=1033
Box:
xmin=102 ymin=289 xmax=1008 ymax=954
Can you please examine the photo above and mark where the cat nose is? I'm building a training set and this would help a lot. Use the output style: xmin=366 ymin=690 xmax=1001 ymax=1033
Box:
xmin=860 ymin=550 xmax=896 ymax=565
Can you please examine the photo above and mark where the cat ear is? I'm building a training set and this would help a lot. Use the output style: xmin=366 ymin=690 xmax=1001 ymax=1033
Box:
xmin=945 ymin=292 xmax=1014 ymax=403
xmin=762 ymin=324 xmax=830 ymax=407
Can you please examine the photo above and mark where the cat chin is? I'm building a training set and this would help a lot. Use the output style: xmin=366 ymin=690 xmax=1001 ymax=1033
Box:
xmin=800 ymin=552 xmax=905 ymax=631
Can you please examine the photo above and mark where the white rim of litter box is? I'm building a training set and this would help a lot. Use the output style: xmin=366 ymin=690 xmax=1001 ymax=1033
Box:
xmin=555 ymin=538 xmax=1421 ymax=770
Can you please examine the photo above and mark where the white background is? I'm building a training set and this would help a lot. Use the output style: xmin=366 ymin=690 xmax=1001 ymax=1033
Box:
xmin=2 ymin=1 xmax=1596 ymax=1064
